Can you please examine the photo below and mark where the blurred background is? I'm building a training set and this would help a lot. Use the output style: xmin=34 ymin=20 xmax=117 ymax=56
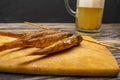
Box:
xmin=0 ymin=0 xmax=120 ymax=23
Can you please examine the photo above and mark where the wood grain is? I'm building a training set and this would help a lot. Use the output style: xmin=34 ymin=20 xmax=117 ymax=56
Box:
xmin=0 ymin=23 xmax=120 ymax=80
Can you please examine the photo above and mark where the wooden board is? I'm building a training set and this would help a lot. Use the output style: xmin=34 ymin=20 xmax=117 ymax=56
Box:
xmin=0 ymin=36 xmax=119 ymax=76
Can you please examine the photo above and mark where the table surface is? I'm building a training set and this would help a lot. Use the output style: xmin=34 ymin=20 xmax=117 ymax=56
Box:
xmin=0 ymin=23 xmax=120 ymax=80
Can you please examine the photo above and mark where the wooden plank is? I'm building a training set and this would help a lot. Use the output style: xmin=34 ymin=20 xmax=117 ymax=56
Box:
xmin=0 ymin=36 xmax=119 ymax=76
xmin=0 ymin=23 xmax=120 ymax=80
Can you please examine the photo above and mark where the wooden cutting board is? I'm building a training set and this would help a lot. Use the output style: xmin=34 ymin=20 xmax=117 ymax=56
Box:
xmin=0 ymin=35 xmax=119 ymax=76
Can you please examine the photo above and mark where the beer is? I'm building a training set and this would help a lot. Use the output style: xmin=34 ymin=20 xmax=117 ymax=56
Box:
xmin=64 ymin=0 xmax=105 ymax=32
xmin=76 ymin=7 xmax=103 ymax=30
xmin=76 ymin=0 xmax=105 ymax=32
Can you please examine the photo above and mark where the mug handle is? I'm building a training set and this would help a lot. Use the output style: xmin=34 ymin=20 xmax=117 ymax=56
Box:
xmin=64 ymin=0 xmax=76 ymax=17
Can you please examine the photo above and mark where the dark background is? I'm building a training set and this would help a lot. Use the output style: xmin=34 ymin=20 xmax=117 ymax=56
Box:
xmin=0 ymin=0 xmax=120 ymax=23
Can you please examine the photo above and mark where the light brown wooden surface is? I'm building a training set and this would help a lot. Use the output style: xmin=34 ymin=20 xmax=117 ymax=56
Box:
xmin=0 ymin=23 xmax=120 ymax=80
xmin=0 ymin=35 xmax=119 ymax=76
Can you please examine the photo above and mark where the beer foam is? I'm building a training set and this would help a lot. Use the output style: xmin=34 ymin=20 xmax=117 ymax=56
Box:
xmin=78 ymin=0 xmax=105 ymax=8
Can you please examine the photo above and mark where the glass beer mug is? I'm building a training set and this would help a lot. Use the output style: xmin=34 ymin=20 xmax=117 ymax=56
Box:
xmin=64 ymin=0 xmax=105 ymax=32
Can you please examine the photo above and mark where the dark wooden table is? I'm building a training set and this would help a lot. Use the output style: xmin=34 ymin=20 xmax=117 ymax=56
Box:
xmin=0 ymin=23 xmax=120 ymax=80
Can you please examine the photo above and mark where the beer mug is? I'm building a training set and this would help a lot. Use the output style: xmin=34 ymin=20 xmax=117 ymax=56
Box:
xmin=64 ymin=0 xmax=105 ymax=32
